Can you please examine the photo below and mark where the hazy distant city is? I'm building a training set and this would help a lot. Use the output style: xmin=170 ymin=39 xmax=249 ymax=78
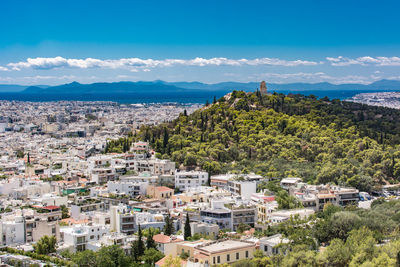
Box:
xmin=347 ymin=92 xmax=400 ymax=109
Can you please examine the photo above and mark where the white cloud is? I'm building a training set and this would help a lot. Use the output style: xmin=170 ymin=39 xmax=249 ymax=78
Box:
xmin=21 ymin=75 xmax=76 ymax=81
xmin=327 ymin=56 xmax=400 ymax=66
xmin=7 ymin=56 xmax=321 ymax=71
xmin=0 ymin=66 xmax=9 ymax=71
xmin=253 ymin=72 xmax=376 ymax=84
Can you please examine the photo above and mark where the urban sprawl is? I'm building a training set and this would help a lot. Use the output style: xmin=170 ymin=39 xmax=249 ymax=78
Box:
xmin=0 ymin=100 xmax=388 ymax=266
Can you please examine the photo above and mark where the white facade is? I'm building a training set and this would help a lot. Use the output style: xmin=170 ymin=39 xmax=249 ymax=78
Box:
xmin=30 ymin=194 xmax=68 ymax=207
xmin=107 ymin=180 xmax=148 ymax=197
xmin=11 ymin=181 xmax=51 ymax=200
xmin=175 ymin=171 xmax=209 ymax=191
xmin=61 ymin=224 xmax=109 ymax=252
xmin=0 ymin=216 xmax=26 ymax=245
xmin=227 ymin=180 xmax=257 ymax=200
xmin=0 ymin=178 xmax=20 ymax=196
xmin=259 ymin=234 xmax=289 ymax=256
xmin=110 ymin=205 xmax=165 ymax=235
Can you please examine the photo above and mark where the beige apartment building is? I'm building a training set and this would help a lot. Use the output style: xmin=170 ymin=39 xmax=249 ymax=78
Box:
xmin=193 ymin=239 xmax=256 ymax=265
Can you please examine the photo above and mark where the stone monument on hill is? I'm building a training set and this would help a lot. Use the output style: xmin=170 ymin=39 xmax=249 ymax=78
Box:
xmin=260 ymin=81 xmax=267 ymax=95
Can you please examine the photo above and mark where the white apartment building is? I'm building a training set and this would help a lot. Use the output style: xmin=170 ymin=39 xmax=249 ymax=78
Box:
xmin=259 ymin=234 xmax=289 ymax=256
xmin=227 ymin=180 xmax=257 ymax=200
xmin=120 ymin=173 xmax=159 ymax=184
xmin=0 ymin=216 xmax=26 ymax=245
xmin=90 ymin=168 xmax=117 ymax=184
xmin=11 ymin=181 xmax=51 ymax=200
xmin=30 ymin=193 xmax=68 ymax=207
xmin=0 ymin=208 xmax=61 ymax=246
xmin=175 ymin=171 xmax=209 ymax=192
xmin=110 ymin=205 xmax=165 ymax=235
xmin=61 ymin=224 xmax=109 ymax=252
xmin=189 ymin=222 xmax=219 ymax=238
xmin=0 ymin=178 xmax=20 ymax=195
xmin=107 ymin=180 xmax=148 ymax=197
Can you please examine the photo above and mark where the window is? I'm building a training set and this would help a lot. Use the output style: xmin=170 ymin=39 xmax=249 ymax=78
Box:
xmin=236 ymin=253 xmax=239 ymax=260
xmin=227 ymin=254 xmax=230 ymax=261
xmin=213 ymin=257 xmax=215 ymax=264
xmin=217 ymin=256 xmax=220 ymax=263
xmin=264 ymin=246 xmax=268 ymax=252
xmin=246 ymin=251 xmax=249 ymax=258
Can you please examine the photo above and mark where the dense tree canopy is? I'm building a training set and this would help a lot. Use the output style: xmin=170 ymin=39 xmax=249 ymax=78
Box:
xmin=132 ymin=91 xmax=400 ymax=190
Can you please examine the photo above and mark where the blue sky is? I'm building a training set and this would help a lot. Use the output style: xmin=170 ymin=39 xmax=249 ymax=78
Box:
xmin=1 ymin=0 xmax=400 ymax=85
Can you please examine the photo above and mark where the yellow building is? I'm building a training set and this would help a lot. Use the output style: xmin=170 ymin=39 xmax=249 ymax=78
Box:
xmin=193 ymin=239 xmax=256 ymax=265
xmin=147 ymin=185 xmax=174 ymax=200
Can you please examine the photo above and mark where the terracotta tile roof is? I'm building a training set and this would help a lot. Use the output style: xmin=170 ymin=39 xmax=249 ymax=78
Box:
xmin=157 ymin=186 xmax=173 ymax=192
xmin=153 ymin=234 xmax=183 ymax=244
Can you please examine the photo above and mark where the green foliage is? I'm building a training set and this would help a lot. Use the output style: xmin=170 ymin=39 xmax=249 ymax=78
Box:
xmin=60 ymin=204 xmax=70 ymax=219
xmin=71 ymin=249 xmax=97 ymax=267
xmin=132 ymin=225 xmax=145 ymax=261
xmin=16 ymin=150 xmax=24 ymax=158
xmin=327 ymin=211 xmax=362 ymax=241
xmin=146 ymin=228 xmax=156 ymax=249
xmin=161 ymin=255 xmax=182 ymax=267
xmin=133 ymin=91 xmax=400 ymax=188
xmin=215 ymin=201 xmax=400 ymax=266
xmin=275 ymin=190 xmax=303 ymax=210
xmin=95 ymin=245 xmax=133 ymax=267
xmin=179 ymin=251 xmax=189 ymax=260
xmin=0 ymin=247 xmax=73 ymax=266
xmin=33 ymin=235 xmax=56 ymax=255
xmin=184 ymin=213 xmax=191 ymax=240
xmin=141 ymin=248 xmax=164 ymax=266
xmin=69 ymin=245 xmax=162 ymax=267
xmin=278 ymin=215 xmax=317 ymax=250
xmin=236 ymin=223 xmax=251 ymax=233
xmin=105 ymin=137 xmax=132 ymax=153
xmin=163 ymin=213 xmax=174 ymax=236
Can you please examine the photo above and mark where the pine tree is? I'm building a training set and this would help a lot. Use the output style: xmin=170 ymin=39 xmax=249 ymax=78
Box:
xmin=184 ymin=213 xmax=191 ymax=240
xmin=146 ymin=228 xmax=156 ymax=249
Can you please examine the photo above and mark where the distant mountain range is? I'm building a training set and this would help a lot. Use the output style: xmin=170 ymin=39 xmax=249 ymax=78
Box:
xmin=0 ymin=84 xmax=48 ymax=92
xmin=0 ymin=79 xmax=399 ymax=95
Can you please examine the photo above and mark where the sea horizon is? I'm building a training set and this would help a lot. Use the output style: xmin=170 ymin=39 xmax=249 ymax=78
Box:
xmin=1 ymin=89 xmax=398 ymax=104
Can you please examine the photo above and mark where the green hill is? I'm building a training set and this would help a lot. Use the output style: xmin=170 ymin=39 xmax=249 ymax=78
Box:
xmin=131 ymin=91 xmax=400 ymax=191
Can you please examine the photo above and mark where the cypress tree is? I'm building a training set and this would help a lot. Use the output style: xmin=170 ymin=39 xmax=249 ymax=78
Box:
xmin=163 ymin=128 xmax=169 ymax=150
xmin=135 ymin=224 xmax=145 ymax=259
xmin=184 ymin=212 xmax=191 ymax=240
xmin=146 ymin=228 xmax=156 ymax=249
xmin=163 ymin=213 xmax=174 ymax=236
xmin=213 ymin=96 xmax=217 ymax=104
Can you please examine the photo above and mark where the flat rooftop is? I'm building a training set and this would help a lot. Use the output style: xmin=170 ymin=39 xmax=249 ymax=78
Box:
xmin=197 ymin=240 xmax=254 ymax=253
